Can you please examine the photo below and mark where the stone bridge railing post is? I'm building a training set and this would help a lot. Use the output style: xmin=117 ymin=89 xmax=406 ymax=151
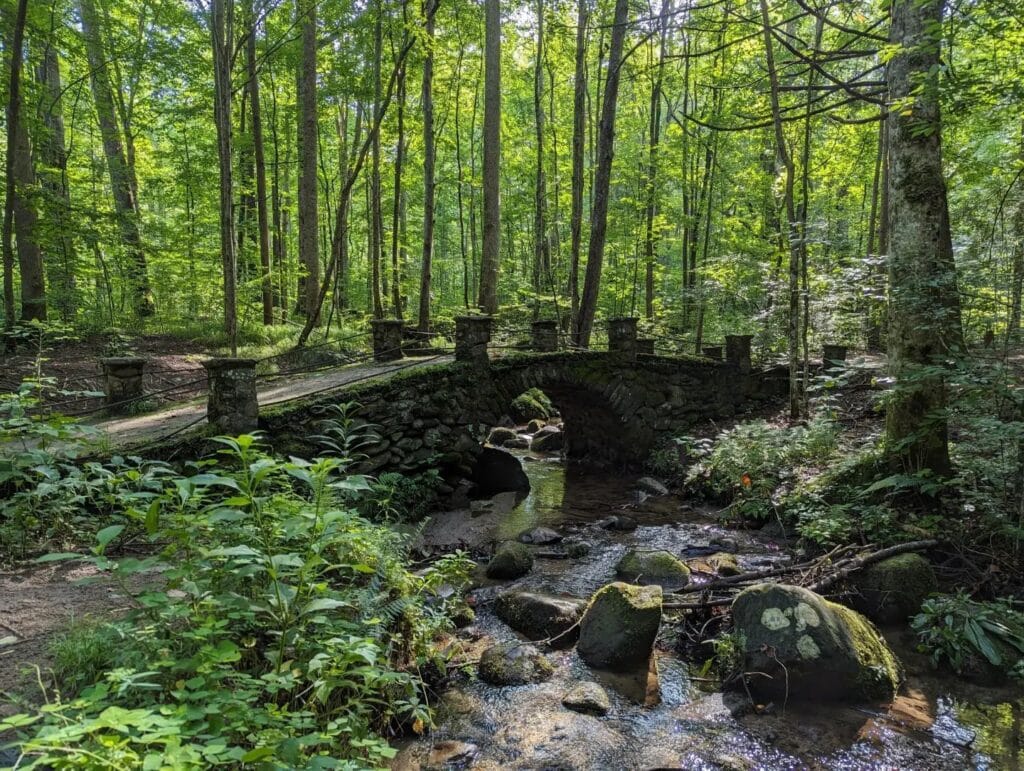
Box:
xmin=702 ymin=345 xmax=723 ymax=361
xmin=607 ymin=317 xmax=639 ymax=361
xmin=100 ymin=356 xmax=146 ymax=414
xmin=370 ymin=319 xmax=405 ymax=362
xmin=455 ymin=315 xmax=493 ymax=364
xmin=725 ymin=334 xmax=753 ymax=373
xmin=203 ymin=358 xmax=259 ymax=434
xmin=531 ymin=320 xmax=558 ymax=352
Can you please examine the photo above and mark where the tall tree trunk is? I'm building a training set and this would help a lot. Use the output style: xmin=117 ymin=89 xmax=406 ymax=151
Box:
xmin=79 ymin=0 xmax=154 ymax=317
xmin=865 ymin=115 xmax=886 ymax=351
xmin=13 ymin=115 xmax=46 ymax=321
xmin=3 ymin=0 xmax=29 ymax=333
xmin=1008 ymin=124 xmax=1024 ymax=343
xmin=643 ymin=0 xmax=670 ymax=321
xmin=478 ymin=0 xmax=501 ymax=314
xmin=418 ymin=0 xmax=439 ymax=331
xmin=573 ymin=0 xmax=629 ymax=347
xmin=296 ymin=0 xmax=319 ymax=318
xmin=392 ymin=63 xmax=406 ymax=320
xmin=569 ymin=0 xmax=585 ymax=327
xmin=369 ymin=0 xmax=384 ymax=319
xmin=212 ymin=0 xmax=237 ymax=352
xmin=454 ymin=43 xmax=470 ymax=308
xmin=36 ymin=40 xmax=76 ymax=320
xmin=248 ymin=5 xmax=273 ymax=325
xmin=885 ymin=0 xmax=964 ymax=476
xmin=759 ymin=0 xmax=801 ymax=418
xmin=532 ymin=0 xmax=550 ymax=320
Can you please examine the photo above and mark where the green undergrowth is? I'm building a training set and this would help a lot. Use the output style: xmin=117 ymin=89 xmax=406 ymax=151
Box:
xmin=1 ymin=403 xmax=473 ymax=769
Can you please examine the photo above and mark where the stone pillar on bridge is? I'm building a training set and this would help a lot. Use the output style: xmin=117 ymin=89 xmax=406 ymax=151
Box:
xmin=531 ymin=320 xmax=558 ymax=352
xmin=725 ymin=334 xmax=753 ymax=373
xmin=370 ymin=319 xmax=405 ymax=362
xmin=203 ymin=358 xmax=259 ymax=434
xmin=823 ymin=344 xmax=849 ymax=372
xmin=455 ymin=315 xmax=493 ymax=364
xmin=100 ymin=357 xmax=147 ymax=414
xmin=702 ymin=345 xmax=724 ymax=361
xmin=607 ymin=317 xmax=639 ymax=361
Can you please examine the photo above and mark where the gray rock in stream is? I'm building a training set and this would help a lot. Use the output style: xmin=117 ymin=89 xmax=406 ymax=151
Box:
xmin=486 ymin=542 xmax=534 ymax=579
xmin=518 ymin=526 xmax=562 ymax=545
xmin=562 ymin=682 xmax=611 ymax=715
xmin=494 ymin=590 xmax=586 ymax=647
xmin=478 ymin=642 xmax=555 ymax=685
xmin=636 ymin=476 xmax=670 ymax=496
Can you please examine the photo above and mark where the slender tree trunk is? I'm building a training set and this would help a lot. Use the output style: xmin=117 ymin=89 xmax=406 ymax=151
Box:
xmin=865 ymin=116 xmax=885 ymax=351
xmin=469 ymin=72 xmax=481 ymax=304
xmin=1008 ymin=124 xmax=1024 ymax=343
xmin=391 ymin=64 xmax=406 ymax=320
xmin=3 ymin=0 xmax=29 ymax=334
xmin=36 ymin=41 xmax=76 ymax=320
xmin=418 ymin=0 xmax=439 ymax=331
xmin=644 ymin=0 xmax=670 ymax=321
xmin=370 ymin=0 xmax=384 ymax=319
xmin=212 ymin=0 xmax=237 ymax=352
xmin=478 ymin=0 xmax=502 ymax=314
xmin=885 ymin=0 xmax=964 ymax=476
xmin=573 ymin=0 xmax=629 ymax=347
xmin=247 ymin=6 xmax=274 ymax=325
xmin=532 ymin=0 xmax=550 ymax=320
xmin=13 ymin=115 xmax=46 ymax=321
xmin=759 ymin=0 xmax=801 ymax=418
xmin=297 ymin=0 xmax=319 ymax=318
xmin=454 ymin=44 xmax=470 ymax=308
xmin=79 ymin=0 xmax=154 ymax=317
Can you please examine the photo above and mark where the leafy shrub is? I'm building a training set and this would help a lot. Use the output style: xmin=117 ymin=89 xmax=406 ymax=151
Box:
xmin=370 ymin=470 xmax=445 ymax=522
xmin=509 ymin=388 xmax=554 ymax=423
xmin=912 ymin=593 xmax=1024 ymax=680
xmin=1 ymin=432 xmax=473 ymax=769
xmin=684 ymin=417 xmax=839 ymax=520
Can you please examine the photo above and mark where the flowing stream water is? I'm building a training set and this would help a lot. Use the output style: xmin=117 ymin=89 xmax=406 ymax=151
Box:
xmin=396 ymin=452 xmax=1023 ymax=770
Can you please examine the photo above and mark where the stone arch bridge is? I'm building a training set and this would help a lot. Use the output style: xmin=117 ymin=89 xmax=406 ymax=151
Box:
xmin=259 ymin=348 xmax=785 ymax=481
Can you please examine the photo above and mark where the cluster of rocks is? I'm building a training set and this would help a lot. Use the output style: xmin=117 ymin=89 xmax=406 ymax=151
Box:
xmin=486 ymin=421 xmax=564 ymax=454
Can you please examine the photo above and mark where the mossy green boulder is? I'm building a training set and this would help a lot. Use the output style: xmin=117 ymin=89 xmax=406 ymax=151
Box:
xmin=732 ymin=583 xmax=902 ymax=703
xmin=850 ymin=553 xmax=937 ymax=624
xmin=616 ymin=549 xmax=691 ymax=587
xmin=478 ymin=642 xmax=555 ymax=685
xmin=510 ymin=388 xmax=554 ymax=423
xmin=578 ymin=582 xmax=662 ymax=670
xmin=708 ymin=552 xmax=741 ymax=577
xmin=486 ymin=542 xmax=534 ymax=579
xmin=494 ymin=591 xmax=586 ymax=648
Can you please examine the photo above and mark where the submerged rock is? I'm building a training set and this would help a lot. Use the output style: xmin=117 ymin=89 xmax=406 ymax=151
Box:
xmin=526 ymin=418 xmax=546 ymax=433
xmin=599 ymin=515 xmax=638 ymax=532
xmin=486 ymin=542 xmax=534 ymax=579
xmin=486 ymin=426 xmax=518 ymax=447
xmin=732 ymin=583 xmax=902 ymax=703
xmin=616 ymin=549 xmax=691 ymax=587
xmin=636 ymin=477 xmax=669 ymax=496
xmin=850 ymin=553 xmax=937 ymax=624
xmin=518 ymin=526 xmax=562 ymax=545
xmin=531 ymin=426 xmax=564 ymax=453
xmin=478 ymin=642 xmax=555 ymax=685
xmin=494 ymin=590 xmax=586 ymax=647
xmin=423 ymin=741 xmax=478 ymax=771
xmin=708 ymin=552 xmax=741 ymax=577
xmin=562 ymin=681 xmax=611 ymax=715
xmin=564 ymin=539 xmax=592 ymax=558
xmin=578 ymin=582 xmax=663 ymax=670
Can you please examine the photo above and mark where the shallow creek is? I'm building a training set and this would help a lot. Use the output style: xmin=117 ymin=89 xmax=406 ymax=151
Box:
xmin=395 ymin=454 xmax=1023 ymax=770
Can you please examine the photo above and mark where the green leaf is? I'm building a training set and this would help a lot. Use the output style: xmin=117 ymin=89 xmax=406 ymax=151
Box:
xmin=241 ymin=747 xmax=277 ymax=762
xmin=96 ymin=524 xmax=125 ymax=550
xmin=964 ymin=619 xmax=1002 ymax=666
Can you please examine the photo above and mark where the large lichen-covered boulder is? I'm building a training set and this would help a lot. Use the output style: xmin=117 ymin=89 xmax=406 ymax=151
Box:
xmin=578 ymin=582 xmax=662 ymax=670
xmin=732 ymin=583 xmax=902 ymax=703
xmin=616 ymin=549 xmax=691 ymax=588
xmin=850 ymin=553 xmax=937 ymax=624
xmin=494 ymin=591 xmax=586 ymax=648
xmin=478 ymin=642 xmax=555 ymax=685
xmin=486 ymin=542 xmax=534 ymax=579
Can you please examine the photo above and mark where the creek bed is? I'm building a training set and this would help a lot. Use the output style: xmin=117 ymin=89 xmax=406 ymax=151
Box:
xmin=397 ymin=452 xmax=1022 ymax=770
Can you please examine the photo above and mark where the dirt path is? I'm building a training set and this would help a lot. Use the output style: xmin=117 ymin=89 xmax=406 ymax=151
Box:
xmin=85 ymin=354 xmax=453 ymax=450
